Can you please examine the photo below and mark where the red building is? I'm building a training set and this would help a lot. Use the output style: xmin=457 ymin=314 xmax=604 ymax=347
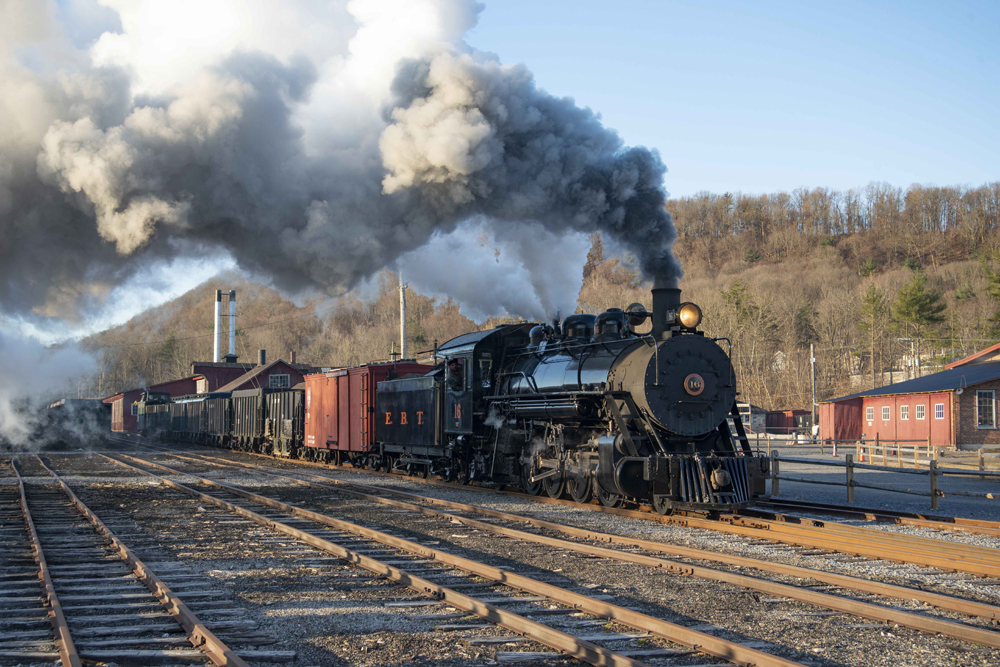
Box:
xmin=215 ymin=359 xmax=318 ymax=393
xmin=190 ymin=361 xmax=254 ymax=393
xmin=819 ymin=346 xmax=1000 ymax=447
xmin=104 ymin=376 xmax=199 ymax=433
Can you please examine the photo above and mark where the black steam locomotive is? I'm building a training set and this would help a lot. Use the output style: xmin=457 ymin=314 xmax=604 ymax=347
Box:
xmin=377 ymin=284 xmax=769 ymax=513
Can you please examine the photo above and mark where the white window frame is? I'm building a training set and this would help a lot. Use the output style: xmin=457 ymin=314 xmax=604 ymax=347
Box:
xmin=881 ymin=406 xmax=890 ymax=421
xmin=130 ymin=402 xmax=137 ymax=416
xmin=900 ymin=405 xmax=909 ymax=420
xmin=866 ymin=406 xmax=874 ymax=421
xmin=935 ymin=403 xmax=944 ymax=419
xmin=269 ymin=374 xmax=290 ymax=389
xmin=977 ymin=390 xmax=996 ymax=429
xmin=915 ymin=404 xmax=925 ymax=420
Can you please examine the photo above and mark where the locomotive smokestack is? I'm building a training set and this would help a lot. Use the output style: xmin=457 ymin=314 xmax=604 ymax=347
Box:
xmin=213 ymin=290 xmax=222 ymax=363
xmin=651 ymin=279 xmax=681 ymax=340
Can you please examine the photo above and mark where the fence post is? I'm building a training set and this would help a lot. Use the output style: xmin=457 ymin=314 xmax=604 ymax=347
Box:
xmin=930 ymin=459 xmax=939 ymax=510
xmin=845 ymin=453 xmax=855 ymax=504
xmin=770 ymin=451 xmax=779 ymax=496
xmin=875 ymin=433 xmax=880 ymax=464
xmin=980 ymin=449 xmax=985 ymax=480
xmin=832 ymin=439 xmax=837 ymax=457
xmin=914 ymin=445 xmax=919 ymax=469
xmin=896 ymin=445 xmax=901 ymax=468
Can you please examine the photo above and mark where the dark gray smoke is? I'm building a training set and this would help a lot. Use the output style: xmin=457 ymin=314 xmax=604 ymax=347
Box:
xmin=381 ymin=52 xmax=682 ymax=288
xmin=0 ymin=0 xmax=680 ymax=330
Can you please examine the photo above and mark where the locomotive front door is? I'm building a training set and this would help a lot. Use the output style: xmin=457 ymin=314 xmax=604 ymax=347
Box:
xmin=444 ymin=356 xmax=473 ymax=434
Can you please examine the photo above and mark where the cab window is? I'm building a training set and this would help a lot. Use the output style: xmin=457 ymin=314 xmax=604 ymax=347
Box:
xmin=479 ymin=358 xmax=493 ymax=388
xmin=447 ymin=358 xmax=465 ymax=392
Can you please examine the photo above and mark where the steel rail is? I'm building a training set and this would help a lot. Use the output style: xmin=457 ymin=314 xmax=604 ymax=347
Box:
xmin=167 ymin=451 xmax=1000 ymax=648
xmin=32 ymin=456 xmax=249 ymax=667
xmin=11 ymin=458 xmax=82 ymax=667
xmin=754 ymin=499 xmax=1000 ymax=536
xmin=101 ymin=454 xmax=653 ymax=667
xmin=128 ymin=441 xmax=1000 ymax=574
xmin=108 ymin=453 xmax=809 ymax=667
xmin=264 ymin=451 xmax=1000 ymax=577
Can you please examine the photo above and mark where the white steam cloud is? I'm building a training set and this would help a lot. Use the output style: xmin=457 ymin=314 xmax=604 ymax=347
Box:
xmin=0 ymin=0 xmax=680 ymax=330
xmin=0 ymin=331 xmax=97 ymax=448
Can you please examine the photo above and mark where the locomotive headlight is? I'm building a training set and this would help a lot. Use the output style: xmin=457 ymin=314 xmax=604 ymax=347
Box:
xmin=678 ymin=303 xmax=702 ymax=328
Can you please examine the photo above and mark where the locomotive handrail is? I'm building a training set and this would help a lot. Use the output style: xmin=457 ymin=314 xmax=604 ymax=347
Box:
xmin=639 ymin=334 xmax=660 ymax=386
xmin=494 ymin=370 xmax=539 ymax=394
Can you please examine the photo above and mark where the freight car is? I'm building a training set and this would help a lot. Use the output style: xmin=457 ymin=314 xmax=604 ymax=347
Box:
xmin=302 ymin=362 xmax=433 ymax=466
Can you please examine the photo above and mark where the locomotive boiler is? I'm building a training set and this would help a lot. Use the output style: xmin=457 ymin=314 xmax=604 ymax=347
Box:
xmin=376 ymin=282 xmax=769 ymax=513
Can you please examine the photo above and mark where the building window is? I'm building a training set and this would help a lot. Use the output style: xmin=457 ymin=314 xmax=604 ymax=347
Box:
xmin=900 ymin=405 xmax=909 ymax=420
xmin=916 ymin=405 xmax=925 ymax=420
xmin=866 ymin=406 xmax=874 ymax=421
xmin=130 ymin=402 xmax=138 ymax=416
xmin=935 ymin=403 xmax=944 ymax=419
xmin=269 ymin=374 xmax=290 ymax=389
xmin=977 ymin=390 xmax=995 ymax=428
xmin=881 ymin=406 xmax=890 ymax=421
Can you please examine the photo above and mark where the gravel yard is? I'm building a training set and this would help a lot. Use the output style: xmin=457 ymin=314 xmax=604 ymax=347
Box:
xmin=6 ymin=448 xmax=999 ymax=667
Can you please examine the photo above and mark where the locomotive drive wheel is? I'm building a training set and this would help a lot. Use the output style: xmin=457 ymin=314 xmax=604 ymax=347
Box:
xmin=651 ymin=495 xmax=674 ymax=516
xmin=519 ymin=465 xmax=542 ymax=496
xmin=543 ymin=474 xmax=565 ymax=500
xmin=566 ymin=475 xmax=593 ymax=504
xmin=597 ymin=486 xmax=623 ymax=508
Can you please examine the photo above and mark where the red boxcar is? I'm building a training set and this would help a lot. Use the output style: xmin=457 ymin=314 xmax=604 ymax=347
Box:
xmin=304 ymin=362 xmax=431 ymax=464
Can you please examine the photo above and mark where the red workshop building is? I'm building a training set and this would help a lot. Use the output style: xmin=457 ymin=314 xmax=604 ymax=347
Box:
xmin=819 ymin=344 xmax=1000 ymax=448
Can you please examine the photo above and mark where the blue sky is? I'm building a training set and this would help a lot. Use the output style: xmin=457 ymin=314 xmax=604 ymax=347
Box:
xmin=469 ymin=0 xmax=1000 ymax=197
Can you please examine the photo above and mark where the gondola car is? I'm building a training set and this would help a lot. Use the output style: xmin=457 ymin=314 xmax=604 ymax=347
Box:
xmin=231 ymin=386 xmax=305 ymax=456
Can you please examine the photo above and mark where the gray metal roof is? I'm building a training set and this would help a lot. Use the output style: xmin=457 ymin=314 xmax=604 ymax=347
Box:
xmin=823 ymin=362 xmax=1000 ymax=403
xmin=436 ymin=324 xmax=534 ymax=353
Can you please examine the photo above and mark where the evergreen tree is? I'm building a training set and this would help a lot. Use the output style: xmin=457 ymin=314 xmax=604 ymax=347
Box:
xmin=859 ymin=283 xmax=887 ymax=389
xmin=792 ymin=299 xmax=818 ymax=349
xmin=891 ymin=271 xmax=946 ymax=377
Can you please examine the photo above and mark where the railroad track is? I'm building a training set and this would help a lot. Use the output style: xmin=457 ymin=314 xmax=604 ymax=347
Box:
xmin=123 ymin=436 xmax=1000 ymax=578
xmin=0 ymin=455 xmax=289 ymax=666
xmin=101 ymin=450 xmax=827 ymax=667
xmin=751 ymin=498 xmax=1000 ymax=537
xmin=154 ymin=450 xmax=1000 ymax=647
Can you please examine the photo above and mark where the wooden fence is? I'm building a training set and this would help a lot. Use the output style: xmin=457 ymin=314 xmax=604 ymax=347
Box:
xmin=770 ymin=452 xmax=1000 ymax=510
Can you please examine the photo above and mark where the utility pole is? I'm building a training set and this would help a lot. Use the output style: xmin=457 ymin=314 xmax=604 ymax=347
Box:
xmin=810 ymin=343 xmax=817 ymax=430
xmin=399 ymin=274 xmax=408 ymax=360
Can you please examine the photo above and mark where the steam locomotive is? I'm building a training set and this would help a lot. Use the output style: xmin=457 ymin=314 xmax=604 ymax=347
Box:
xmin=139 ymin=284 xmax=768 ymax=513
xmin=373 ymin=283 xmax=768 ymax=513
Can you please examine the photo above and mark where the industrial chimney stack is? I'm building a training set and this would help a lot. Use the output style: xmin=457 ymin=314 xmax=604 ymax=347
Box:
xmin=228 ymin=290 xmax=237 ymax=360
xmin=213 ymin=290 xmax=222 ymax=362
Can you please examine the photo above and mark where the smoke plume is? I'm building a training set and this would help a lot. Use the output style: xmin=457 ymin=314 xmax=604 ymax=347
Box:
xmin=0 ymin=0 xmax=680 ymax=329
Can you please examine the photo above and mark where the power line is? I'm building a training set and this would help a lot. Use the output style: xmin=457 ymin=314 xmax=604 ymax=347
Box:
xmin=85 ymin=310 xmax=320 ymax=350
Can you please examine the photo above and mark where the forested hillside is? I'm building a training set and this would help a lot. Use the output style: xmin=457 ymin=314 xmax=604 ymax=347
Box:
xmin=82 ymin=181 xmax=1000 ymax=412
